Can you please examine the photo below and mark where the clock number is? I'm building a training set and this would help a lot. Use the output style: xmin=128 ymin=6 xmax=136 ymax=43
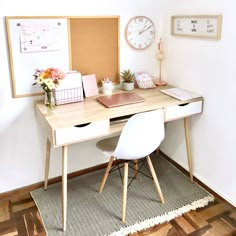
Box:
xmin=138 ymin=17 xmax=144 ymax=22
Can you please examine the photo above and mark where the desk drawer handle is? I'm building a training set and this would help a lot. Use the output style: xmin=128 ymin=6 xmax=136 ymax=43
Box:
xmin=74 ymin=123 xmax=91 ymax=128
xmin=179 ymin=103 xmax=189 ymax=107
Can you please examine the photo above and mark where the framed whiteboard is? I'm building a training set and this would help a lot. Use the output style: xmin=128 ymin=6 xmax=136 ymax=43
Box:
xmin=6 ymin=16 xmax=120 ymax=98
xmin=171 ymin=15 xmax=222 ymax=39
xmin=6 ymin=17 xmax=70 ymax=97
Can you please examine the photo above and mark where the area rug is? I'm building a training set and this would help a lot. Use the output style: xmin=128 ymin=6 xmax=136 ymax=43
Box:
xmin=31 ymin=154 xmax=214 ymax=236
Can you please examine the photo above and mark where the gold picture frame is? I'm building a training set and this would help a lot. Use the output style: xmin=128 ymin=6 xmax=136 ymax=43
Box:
xmin=171 ymin=15 xmax=222 ymax=39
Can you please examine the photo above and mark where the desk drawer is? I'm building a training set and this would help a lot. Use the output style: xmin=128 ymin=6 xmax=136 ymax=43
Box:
xmin=165 ymin=101 xmax=202 ymax=121
xmin=55 ymin=120 xmax=109 ymax=146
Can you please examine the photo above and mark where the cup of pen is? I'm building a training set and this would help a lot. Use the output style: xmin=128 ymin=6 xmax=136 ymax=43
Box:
xmin=102 ymin=78 xmax=113 ymax=95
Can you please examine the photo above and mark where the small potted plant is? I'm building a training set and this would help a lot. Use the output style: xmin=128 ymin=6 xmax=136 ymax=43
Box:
xmin=120 ymin=69 xmax=135 ymax=91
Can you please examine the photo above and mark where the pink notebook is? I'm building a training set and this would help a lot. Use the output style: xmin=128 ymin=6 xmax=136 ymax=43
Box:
xmin=82 ymin=74 xmax=99 ymax=97
xmin=97 ymin=92 xmax=145 ymax=108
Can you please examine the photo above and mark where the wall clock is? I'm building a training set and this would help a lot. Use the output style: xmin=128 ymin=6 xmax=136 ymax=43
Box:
xmin=125 ymin=16 xmax=155 ymax=50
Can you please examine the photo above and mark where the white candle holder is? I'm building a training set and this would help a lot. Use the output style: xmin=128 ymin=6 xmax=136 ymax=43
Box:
xmin=102 ymin=79 xmax=113 ymax=95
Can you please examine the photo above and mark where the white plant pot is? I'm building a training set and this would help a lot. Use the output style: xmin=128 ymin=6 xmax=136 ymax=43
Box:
xmin=122 ymin=82 xmax=134 ymax=91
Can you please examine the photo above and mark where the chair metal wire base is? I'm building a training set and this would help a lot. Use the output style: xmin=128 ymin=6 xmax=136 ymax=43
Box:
xmin=108 ymin=158 xmax=153 ymax=188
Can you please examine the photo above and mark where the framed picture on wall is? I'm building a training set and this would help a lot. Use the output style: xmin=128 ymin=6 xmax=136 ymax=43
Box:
xmin=171 ymin=15 xmax=222 ymax=39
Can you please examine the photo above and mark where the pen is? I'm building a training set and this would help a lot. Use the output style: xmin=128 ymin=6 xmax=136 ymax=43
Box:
xmin=103 ymin=78 xmax=111 ymax=82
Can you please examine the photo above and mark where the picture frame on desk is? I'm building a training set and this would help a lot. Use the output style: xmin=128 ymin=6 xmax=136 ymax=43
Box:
xmin=171 ymin=15 xmax=222 ymax=39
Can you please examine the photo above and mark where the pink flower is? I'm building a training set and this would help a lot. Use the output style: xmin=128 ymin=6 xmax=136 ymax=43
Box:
xmin=33 ymin=67 xmax=65 ymax=91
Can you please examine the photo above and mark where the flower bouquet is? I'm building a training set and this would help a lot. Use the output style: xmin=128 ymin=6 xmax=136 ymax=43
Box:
xmin=33 ymin=67 xmax=65 ymax=109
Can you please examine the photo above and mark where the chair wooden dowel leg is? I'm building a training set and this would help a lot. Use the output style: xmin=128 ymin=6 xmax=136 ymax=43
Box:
xmin=146 ymin=156 xmax=165 ymax=204
xmin=122 ymin=162 xmax=128 ymax=223
xmin=98 ymin=156 xmax=115 ymax=193
xmin=134 ymin=160 xmax=138 ymax=179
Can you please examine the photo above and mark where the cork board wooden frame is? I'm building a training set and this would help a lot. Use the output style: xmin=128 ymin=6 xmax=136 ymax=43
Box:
xmin=5 ymin=16 xmax=120 ymax=98
xmin=171 ymin=15 xmax=222 ymax=39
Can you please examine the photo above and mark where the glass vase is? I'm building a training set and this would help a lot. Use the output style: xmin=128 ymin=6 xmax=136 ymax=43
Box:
xmin=44 ymin=91 xmax=55 ymax=109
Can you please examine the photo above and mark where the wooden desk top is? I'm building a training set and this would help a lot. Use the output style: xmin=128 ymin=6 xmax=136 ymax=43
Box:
xmin=35 ymin=86 xmax=203 ymax=130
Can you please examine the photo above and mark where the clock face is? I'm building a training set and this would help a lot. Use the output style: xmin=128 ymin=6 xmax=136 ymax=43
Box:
xmin=125 ymin=16 xmax=155 ymax=50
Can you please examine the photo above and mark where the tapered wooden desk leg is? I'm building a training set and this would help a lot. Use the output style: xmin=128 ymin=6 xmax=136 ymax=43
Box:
xmin=62 ymin=145 xmax=68 ymax=232
xmin=44 ymin=139 xmax=51 ymax=190
xmin=184 ymin=118 xmax=193 ymax=183
xmin=122 ymin=162 xmax=128 ymax=223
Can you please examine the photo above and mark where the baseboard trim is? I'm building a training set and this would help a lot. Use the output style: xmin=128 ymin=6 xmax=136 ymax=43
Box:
xmin=159 ymin=151 xmax=236 ymax=209
xmin=0 ymin=162 xmax=107 ymax=200
xmin=1 ymin=151 xmax=235 ymax=209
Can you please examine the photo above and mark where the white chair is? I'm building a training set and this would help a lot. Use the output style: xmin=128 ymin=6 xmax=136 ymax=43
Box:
xmin=96 ymin=109 xmax=165 ymax=222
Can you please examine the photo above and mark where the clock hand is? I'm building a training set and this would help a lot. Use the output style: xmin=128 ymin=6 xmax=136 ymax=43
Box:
xmin=139 ymin=25 xmax=152 ymax=35
xmin=139 ymin=25 xmax=147 ymax=34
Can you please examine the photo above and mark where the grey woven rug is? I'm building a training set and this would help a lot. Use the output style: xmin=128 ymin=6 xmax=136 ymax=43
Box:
xmin=31 ymin=154 xmax=214 ymax=236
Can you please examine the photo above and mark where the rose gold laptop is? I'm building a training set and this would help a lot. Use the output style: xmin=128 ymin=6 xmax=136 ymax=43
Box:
xmin=97 ymin=92 xmax=145 ymax=108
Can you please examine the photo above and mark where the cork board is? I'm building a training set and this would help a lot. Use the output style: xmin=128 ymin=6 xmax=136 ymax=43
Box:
xmin=70 ymin=17 xmax=120 ymax=86
xmin=5 ymin=16 xmax=120 ymax=98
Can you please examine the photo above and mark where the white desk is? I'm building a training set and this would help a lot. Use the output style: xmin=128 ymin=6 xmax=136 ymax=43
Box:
xmin=35 ymin=86 xmax=203 ymax=231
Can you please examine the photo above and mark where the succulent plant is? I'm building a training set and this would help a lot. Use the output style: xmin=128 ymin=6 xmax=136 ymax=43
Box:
xmin=120 ymin=69 xmax=135 ymax=83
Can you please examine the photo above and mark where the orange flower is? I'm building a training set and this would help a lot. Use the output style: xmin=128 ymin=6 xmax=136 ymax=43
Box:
xmin=33 ymin=67 xmax=65 ymax=92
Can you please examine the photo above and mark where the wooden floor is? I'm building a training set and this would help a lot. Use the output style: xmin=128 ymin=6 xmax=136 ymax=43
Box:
xmin=0 ymin=192 xmax=235 ymax=236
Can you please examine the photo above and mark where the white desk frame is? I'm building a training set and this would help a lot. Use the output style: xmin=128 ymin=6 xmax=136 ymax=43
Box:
xmin=35 ymin=86 xmax=203 ymax=231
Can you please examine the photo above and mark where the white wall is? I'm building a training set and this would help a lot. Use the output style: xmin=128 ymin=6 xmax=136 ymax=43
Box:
xmin=0 ymin=0 xmax=161 ymax=192
xmin=0 ymin=0 xmax=235 ymax=206
xmin=159 ymin=0 xmax=236 ymax=206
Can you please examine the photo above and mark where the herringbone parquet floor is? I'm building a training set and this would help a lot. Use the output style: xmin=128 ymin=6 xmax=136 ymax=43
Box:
xmin=0 ymin=192 xmax=235 ymax=236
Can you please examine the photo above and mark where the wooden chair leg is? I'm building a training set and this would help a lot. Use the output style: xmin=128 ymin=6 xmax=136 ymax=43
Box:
xmin=122 ymin=162 xmax=128 ymax=223
xmin=134 ymin=160 xmax=138 ymax=179
xmin=98 ymin=156 xmax=115 ymax=193
xmin=146 ymin=156 xmax=165 ymax=204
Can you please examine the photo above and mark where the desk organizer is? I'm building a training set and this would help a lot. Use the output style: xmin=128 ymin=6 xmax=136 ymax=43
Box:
xmin=135 ymin=72 xmax=156 ymax=89
xmin=52 ymin=71 xmax=84 ymax=105
xmin=53 ymin=87 xmax=84 ymax=105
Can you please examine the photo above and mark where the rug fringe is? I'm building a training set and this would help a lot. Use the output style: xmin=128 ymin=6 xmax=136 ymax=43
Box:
xmin=108 ymin=194 xmax=214 ymax=236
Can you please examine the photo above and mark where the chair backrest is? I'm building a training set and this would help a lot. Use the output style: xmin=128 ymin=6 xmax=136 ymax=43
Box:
xmin=113 ymin=109 xmax=165 ymax=160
